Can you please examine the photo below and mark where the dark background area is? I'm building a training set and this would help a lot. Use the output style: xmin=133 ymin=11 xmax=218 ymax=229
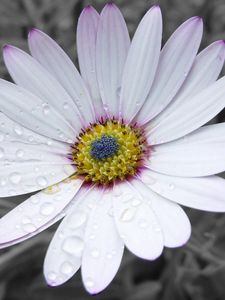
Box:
xmin=1 ymin=0 xmax=225 ymax=299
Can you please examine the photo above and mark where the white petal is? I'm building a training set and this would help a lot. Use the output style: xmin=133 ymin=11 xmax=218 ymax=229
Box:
xmin=96 ymin=3 xmax=130 ymax=118
xmin=0 ymin=178 xmax=83 ymax=248
xmin=77 ymin=6 xmax=103 ymax=115
xmin=146 ymin=74 xmax=225 ymax=145
xmin=0 ymin=79 xmax=75 ymax=142
xmin=141 ymin=169 xmax=225 ymax=212
xmin=3 ymin=45 xmax=83 ymax=131
xmin=0 ymin=113 xmax=74 ymax=197
xmin=82 ymin=190 xmax=124 ymax=294
xmin=133 ymin=178 xmax=191 ymax=248
xmin=44 ymin=186 xmax=94 ymax=286
xmin=113 ymin=180 xmax=163 ymax=260
xmin=0 ymin=112 xmax=70 ymax=150
xmin=119 ymin=6 xmax=162 ymax=122
xmin=28 ymin=29 xmax=95 ymax=124
xmin=146 ymin=123 xmax=225 ymax=176
xmin=0 ymin=163 xmax=75 ymax=197
xmin=146 ymin=40 xmax=225 ymax=143
xmin=137 ymin=17 xmax=203 ymax=124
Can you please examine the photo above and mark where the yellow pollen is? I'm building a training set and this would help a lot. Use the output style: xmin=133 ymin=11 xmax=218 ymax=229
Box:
xmin=72 ymin=120 xmax=148 ymax=185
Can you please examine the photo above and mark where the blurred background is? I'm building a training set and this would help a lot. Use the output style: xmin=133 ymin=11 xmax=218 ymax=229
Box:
xmin=1 ymin=0 xmax=225 ymax=299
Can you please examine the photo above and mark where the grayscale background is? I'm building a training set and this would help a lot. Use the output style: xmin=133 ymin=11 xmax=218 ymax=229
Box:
xmin=0 ymin=0 xmax=225 ymax=299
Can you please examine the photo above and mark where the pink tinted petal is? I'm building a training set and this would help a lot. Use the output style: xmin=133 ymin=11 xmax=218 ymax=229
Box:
xmin=0 ymin=163 xmax=75 ymax=197
xmin=44 ymin=186 xmax=95 ymax=286
xmin=113 ymin=180 xmax=164 ymax=260
xmin=82 ymin=190 xmax=124 ymax=294
xmin=134 ymin=178 xmax=191 ymax=248
xmin=28 ymin=29 xmax=95 ymax=125
xmin=146 ymin=123 xmax=225 ymax=176
xmin=137 ymin=17 xmax=203 ymax=124
xmin=146 ymin=74 xmax=225 ymax=145
xmin=96 ymin=3 xmax=130 ymax=118
xmin=77 ymin=6 xmax=104 ymax=115
xmin=0 ymin=79 xmax=75 ymax=142
xmin=3 ymin=46 xmax=82 ymax=132
xmin=120 ymin=6 xmax=162 ymax=122
xmin=141 ymin=169 xmax=225 ymax=212
xmin=0 ymin=178 xmax=83 ymax=248
xmin=146 ymin=40 xmax=225 ymax=144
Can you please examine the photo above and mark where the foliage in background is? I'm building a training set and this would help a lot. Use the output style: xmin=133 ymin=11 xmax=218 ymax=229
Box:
xmin=0 ymin=0 xmax=225 ymax=299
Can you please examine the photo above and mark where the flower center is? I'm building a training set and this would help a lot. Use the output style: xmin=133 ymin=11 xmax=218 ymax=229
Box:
xmin=90 ymin=134 xmax=119 ymax=160
xmin=72 ymin=119 xmax=148 ymax=185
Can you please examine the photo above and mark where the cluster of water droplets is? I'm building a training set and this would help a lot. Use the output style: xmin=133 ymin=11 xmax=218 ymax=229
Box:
xmin=0 ymin=117 xmax=75 ymax=196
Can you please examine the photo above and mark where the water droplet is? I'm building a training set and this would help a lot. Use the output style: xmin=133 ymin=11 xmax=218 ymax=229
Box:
xmin=40 ymin=202 xmax=55 ymax=216
xmin=90 ymin=248 xmax=100 ymax=258
xmin=62 ymin=236 xmax=84 ymax=256
xmin=120 ymin=208 xmax=136 ymax=222
xmin=131 ymin=198 xmax=141 ymax=207
xmin=9 ymin=172 xmax=21 ymax=185
xmin=42 ymin=103 xmax=50 ymax=115
xmin=36 ymin=176 xmax=48 ymax=187
xmin=106 ymin=253 xmax=113 ymax=259
xmin=0 ymin=148 xmax=4 ymax=158
xmin=22 ymin=223 xmax=37 ymax=233
xmin=0 ymin=178 xmax=7 ymax=186
xmin=63 ymin=165 xmax=74 ymax=175
xmin=14 ymin=125 xmax=23 ymax=136
xmin=63 ymin=102 xmax=69 ymax=110
xmin=28 ymin=136 xmax=34 ymax=142
xmin=67 ymin=211 xmax=87 ymax=229
xmin=144 ymin=175 xmax=156 ymax=185
xmin=60 ymin=261 xmax=74 ymax=275
xmin=48 ymin=271 xmax=57 ymax=281
xmin=139 ymin=219 xmax=148 ymax=229
xmin=85 ymin=278 xmax=95 ymax=288
xmin=47 ymin=139 xmax=53 ymax=146
xmin=16 ymin=149 xmax=24 ymax=158
xmin=169 ymin=183 xmax=175 ymax=190
xmin=0 ymin=133 xmax=4 ymax=142
xmin=22 ymin=217 xmax=31 ymax=224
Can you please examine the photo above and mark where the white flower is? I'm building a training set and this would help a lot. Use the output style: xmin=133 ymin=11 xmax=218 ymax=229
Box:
xmin=0 ymin=3 xmax=225 ymax=294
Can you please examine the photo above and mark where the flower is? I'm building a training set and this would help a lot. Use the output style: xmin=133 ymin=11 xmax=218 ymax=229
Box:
xmin=0 ymin=2 xmax=225 ymax=294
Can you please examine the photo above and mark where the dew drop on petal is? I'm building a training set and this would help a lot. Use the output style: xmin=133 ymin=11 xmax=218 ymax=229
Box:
xmin=9 ymin=172 xmax=22 ymax=185
xmin=60 ymin=261 xmax=74 ymax=275
xmin=62 ymin=236 xmax=84 ymax=256
xmin=14 ymin=125 xmax=23 ymax=136
xmin=0 ymin=148 xmax=4 ymax=158
xmin=63 ymin=102 xmax=69 ymax=110
xmin=43 ymin=104 xmax=50 ymax=115
xmin=138 ymin=219 xmax=148 ymax=229
xmin=120 ymin=208 xmax=136 ymax=222
xmin=131 ymin=198 xmax=141 ymax=207
xmin=40 ymin=203 xmax=55 ymax=216
xmin=169 ymin=183 xmax=175 ymax=190
xmin=16 ymin=149 xmax=24 ymax=158
xmin=67 ymin=212 xmax=87 ymax=229
xmin=36 ymin=176 xmax=48 ymax=187
xmin=22 ymin=223 xmax=37 ymax=233
xmin=85 ymin=278 xmax=95 ymax=288
xmin=48 ymin=271 xmax=57 ymax=281
xmin=0 ymin=133 xmax=4 ymax=142
xmin=90 ymin=248 xmax=100 ymax=258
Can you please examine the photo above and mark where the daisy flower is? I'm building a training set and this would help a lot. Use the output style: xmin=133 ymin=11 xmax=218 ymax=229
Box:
xmin=1 ymin=3 xmax=225 ymax=294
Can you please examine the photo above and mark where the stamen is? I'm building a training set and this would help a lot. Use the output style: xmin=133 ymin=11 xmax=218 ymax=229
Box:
xmin=90 ymin=135 xmax=119 ymax=160
xmin=72 ymin=119 xmax=148 ymax=185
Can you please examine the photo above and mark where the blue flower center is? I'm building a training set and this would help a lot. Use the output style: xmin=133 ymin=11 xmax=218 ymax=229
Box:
xmin=90 ymin=134 xmax=119 ymax=160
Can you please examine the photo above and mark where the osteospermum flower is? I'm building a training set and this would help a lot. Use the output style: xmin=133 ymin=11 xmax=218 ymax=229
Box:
xmin=1 ymin=2 xmax=225 ymax=294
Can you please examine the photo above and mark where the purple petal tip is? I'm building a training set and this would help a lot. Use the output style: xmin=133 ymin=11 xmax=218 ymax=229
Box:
xmin=3 ymin=44 xmax=13 ymax=52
